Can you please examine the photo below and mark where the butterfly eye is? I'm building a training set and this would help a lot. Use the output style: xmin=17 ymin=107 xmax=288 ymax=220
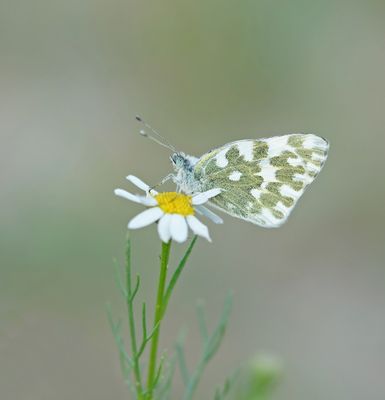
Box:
xmin=170 ymin=154 xmax=177 ymax=164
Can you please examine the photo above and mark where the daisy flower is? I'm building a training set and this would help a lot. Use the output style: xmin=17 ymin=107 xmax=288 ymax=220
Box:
xmin=114 ymin=175 xmax=223 ymax=243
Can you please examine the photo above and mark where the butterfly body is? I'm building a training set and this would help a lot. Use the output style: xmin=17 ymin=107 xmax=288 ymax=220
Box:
xmin=170 ymin=133 xmax=329 ymax=228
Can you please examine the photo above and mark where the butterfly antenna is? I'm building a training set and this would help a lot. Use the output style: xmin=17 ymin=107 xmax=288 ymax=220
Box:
xmin=136 ymin=115 xmax=177 ymax=152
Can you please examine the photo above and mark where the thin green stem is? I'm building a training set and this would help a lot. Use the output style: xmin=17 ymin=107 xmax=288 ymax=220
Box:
xmin=125 ymin=238 xmax=144 ymax=400
xmin=146 ymin=240 xmax=172 ymax=399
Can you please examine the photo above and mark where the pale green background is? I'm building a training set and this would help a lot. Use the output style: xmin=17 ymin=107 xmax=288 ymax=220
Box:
xmin=1 ymin=1 xmax=385 ymax=399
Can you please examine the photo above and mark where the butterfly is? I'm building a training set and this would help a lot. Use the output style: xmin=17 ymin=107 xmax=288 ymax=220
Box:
xmin=137 ymin=117 xmax=329 ymax=228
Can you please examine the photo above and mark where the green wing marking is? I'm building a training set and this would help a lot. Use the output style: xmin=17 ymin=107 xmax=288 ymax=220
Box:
xmin=193 ymin=134 xmax=329 ymax=227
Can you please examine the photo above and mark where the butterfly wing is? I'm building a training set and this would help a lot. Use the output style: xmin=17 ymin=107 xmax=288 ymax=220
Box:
xmin=193 ymin=134 xmax=329 ymax=227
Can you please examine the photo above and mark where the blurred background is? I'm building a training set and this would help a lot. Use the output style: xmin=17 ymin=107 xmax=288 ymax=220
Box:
xmin=1 ymin=0 xmax=385 ymax=399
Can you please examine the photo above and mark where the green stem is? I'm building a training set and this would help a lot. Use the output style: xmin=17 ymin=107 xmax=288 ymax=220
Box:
xmin=146 ymin=240 xmax=172 ymax=399
xmin=125 ymin=239 xmax=144 ymax=400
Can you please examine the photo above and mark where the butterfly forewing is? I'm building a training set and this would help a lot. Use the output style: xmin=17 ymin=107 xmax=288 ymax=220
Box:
xmin=193 ymin=134 xmax=329 ymax=227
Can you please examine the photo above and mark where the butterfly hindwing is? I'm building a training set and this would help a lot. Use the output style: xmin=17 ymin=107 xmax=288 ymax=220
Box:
xmin=193 ymin=134 xmax=329 ymax=227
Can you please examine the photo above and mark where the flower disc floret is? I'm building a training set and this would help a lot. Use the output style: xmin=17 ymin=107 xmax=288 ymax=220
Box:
xmin=155 ymin=192 xmax=194 ymax=216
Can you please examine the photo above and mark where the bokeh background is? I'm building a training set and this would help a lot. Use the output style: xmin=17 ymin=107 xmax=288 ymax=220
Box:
xmin=1 ymin=0 xmax=385 ymax=399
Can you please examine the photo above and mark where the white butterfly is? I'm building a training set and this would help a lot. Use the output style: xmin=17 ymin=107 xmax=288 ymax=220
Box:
xmin=137 ymin=117 xmax=329 ymax=228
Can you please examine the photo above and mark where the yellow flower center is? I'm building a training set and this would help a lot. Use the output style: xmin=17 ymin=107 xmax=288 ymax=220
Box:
xmin=155 ymin=192 xmax=194 ymax=216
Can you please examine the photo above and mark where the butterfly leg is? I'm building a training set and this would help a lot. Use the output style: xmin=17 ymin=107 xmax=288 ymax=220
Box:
xmin=148 ymin=173 xmax=174 ymax=193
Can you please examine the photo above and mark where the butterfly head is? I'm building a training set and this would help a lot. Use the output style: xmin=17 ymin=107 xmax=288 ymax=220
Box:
xmin=170 ymin=152 xmax=200 ymax=193
xmin=170 ymin=152 xmax=198 ymax=171
xmin=170 ymin=152 xmax=187 ymax=169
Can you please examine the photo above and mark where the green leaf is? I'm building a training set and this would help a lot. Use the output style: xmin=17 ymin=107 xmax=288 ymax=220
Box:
xmin=176 ymin=333 xmax=190 ymax=386
xmin=182 ymin=293 xmax=233 ymax=400
xmin=163 ymin=236 xmax=198 ymax=316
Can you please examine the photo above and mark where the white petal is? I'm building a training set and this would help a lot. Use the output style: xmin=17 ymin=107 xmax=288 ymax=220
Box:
xmin=140 ymin=196 xmax=158 ymax=206
xmin=157 ymin=214 xmax=172 ymax=243
xmin=195 ymin=205 xmax=224 ymax=224
xmin=114 ymin=189 xmax=142 ymax=204
xmin=170 ymin=214 xmax=188 ymax=243
xmin=114 ymin=188 xmax=158 ymax=207
xmin=192 ymin=188 xmax=221 ymax=205
xmin=148 ymin=188 xmax=159 ymax=195
xmin=187 ymin=215 xmax=211 ymax=242
xmin=128 ymin=207 xmax=164 ymax=229
xmin=126 ymin=175 xmax=150 ymax=192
